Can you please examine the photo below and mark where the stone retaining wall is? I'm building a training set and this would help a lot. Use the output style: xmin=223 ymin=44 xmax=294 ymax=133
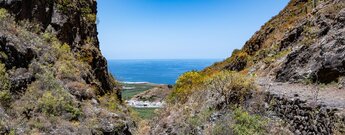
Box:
xmin=265 ymin=93 xmax=345 ymax=135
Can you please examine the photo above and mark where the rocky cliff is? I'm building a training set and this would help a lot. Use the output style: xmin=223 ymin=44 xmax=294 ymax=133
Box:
xmin=0 ymin=0 xmax=117 ymax=94
xmin=205 ymin=0 xmax=345 ymax=86
xmin=0 ymin=0 xmax=134 ymax=134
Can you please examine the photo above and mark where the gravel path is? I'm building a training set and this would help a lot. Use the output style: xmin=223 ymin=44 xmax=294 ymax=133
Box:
xmin=256 ymin=77 xmax=345 ymax=109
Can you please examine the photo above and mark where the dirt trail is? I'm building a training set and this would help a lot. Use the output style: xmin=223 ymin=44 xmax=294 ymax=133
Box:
xmin=256 ymin=77 xmax=345 ymax=109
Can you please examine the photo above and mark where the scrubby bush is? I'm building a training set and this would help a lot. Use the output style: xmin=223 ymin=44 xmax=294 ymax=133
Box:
xmin=53 ymin=43 xmax=72 ymax=59
xmin=50 ymin=40 xmax=86 ymax=82
xmin=13 ymin=71 xmax=82 ymax=120
xmin=85 ymin=14 xmax=96 ymax=23
xmin=232 ymin=107 xmax=267 ymax=135
xmin=168 ymin=70 xmax=255 ymax=105
xmin=187 ymin=108 xmax=214 ymax=128
xmin=36 ymin=72 xmax=81 ymax=118
xmin=98 ymin=92 xmax=120 ymax=111
xmin=56 ymin=60 xmax=78 ymax=81
xmin=78 ymin=42 xmax=98 ymax=64
xmin=56 ymin=0 xmax=78 ymax=13
xmin=0 ymin=52 xmax=8 ymax=60
xmin=0 ymin=63 xmax=9 ymax=91
xmin=207 ymin=113 xmax=233 ymax=135
xmin=57 ymin=0 xmax=93 ymax=21
xmin=211 ymin=123 xmax=232 ymax=135
xmin=0 ymin=91 xmax=11 ymax=108
xmin=136 ymin=120 xmax=151 ymax=135
xmin=225 ymin=50 xmax=249 ymax=71
xmin=0 ymin=8 xmax=8 ymax=19
xmin=262 ymin=48 xmax=291 ymax=64
xmin=18 ymin=20 xmax=42 ymax=33
xmin=42 ymin=31 xmax=59 ymax=43
xmin=207 ymin=71 xmax=256 ymax=105
xmin=38 ymin=90 xmax=81 ymax=119
xmin=168 ymin=71 xmax=204 ymax=103
xmin=0 ymin=63 xmax=11 ymax=107
xmin=66 ymin=81 xmax=95 ymax=100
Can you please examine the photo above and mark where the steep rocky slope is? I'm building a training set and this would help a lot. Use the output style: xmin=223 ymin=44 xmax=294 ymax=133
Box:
xmin=0 ymin=0 xmax=134 ymax=134
xmin=0 ymin=0 xmax=117 ymax=94
xmin=144 ymin=0 xmax=345 ymax=134
xmin=206 ymin=0 xmax=345 ymax=86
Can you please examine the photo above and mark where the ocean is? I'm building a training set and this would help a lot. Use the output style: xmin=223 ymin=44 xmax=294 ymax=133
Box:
xmin=108 ymin=59 xmax=221 ymax=84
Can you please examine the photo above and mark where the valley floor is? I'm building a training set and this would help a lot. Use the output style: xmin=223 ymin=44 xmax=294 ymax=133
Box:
xmin=121 ymin=83 xmax=169 ymax=119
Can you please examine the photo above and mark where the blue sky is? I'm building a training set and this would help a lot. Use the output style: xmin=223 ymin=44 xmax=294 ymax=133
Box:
xmin=97 ymin=0 xmax=289 ymax=60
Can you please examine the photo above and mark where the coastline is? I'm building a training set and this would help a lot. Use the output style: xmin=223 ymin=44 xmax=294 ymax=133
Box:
xmin=121 ymin=82 xmax=170 ymax=108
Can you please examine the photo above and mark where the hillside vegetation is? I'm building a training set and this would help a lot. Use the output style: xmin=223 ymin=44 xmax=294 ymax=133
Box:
xmin=141 ymin=0 xmax=345 ymax=134
xmin=0 ymin=0 xmax=135 ymax=134
xmin=1 ymin=0 xmax=345 ymax=134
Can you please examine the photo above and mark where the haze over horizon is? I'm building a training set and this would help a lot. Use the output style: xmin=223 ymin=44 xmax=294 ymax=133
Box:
xmin=98 ymin=0 xmax=289 ymax=60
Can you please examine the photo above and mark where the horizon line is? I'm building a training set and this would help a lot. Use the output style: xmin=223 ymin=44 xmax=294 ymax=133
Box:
xmin=107 ymin=58 xmax=225 ymax=60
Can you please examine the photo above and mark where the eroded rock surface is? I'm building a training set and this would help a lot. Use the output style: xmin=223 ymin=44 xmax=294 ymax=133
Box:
xmin=0 ymin=1 xmax=135 ymax=134
xmin=276 ymin=5 xmax=345 ymax=84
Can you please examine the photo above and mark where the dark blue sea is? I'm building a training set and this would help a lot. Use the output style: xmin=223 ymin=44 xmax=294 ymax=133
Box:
xmin=108 ymin=59 xmax=221 ymax=84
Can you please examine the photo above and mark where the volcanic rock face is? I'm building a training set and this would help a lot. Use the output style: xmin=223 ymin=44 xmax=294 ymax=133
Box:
xmin=0 ymin=0 xmax=116 ymax=93
xmin=206 ymin=0 xmax=345 ymax=86
xmin=0 ymin=0 xmax=134 ymax=134
xmin=276 ymin=5 xmax=345 ymax=84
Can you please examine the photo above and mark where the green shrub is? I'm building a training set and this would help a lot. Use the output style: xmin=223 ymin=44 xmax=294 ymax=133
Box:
xmin=85 ymin=13 xmax=96 ymax=23
xmin=15 ymin=70 xmax=82 ymax=120
xmin=262 ymin=48 xmax=291 ymax=64
xmin=56 ymin=60 xmax=77 ymax=80
xmin=168 ymin=71 xmax=204 ymax=103
xmin=43 ymin=32 xmax=81 ymax=80
xmin=0 ymin=8 xmax=8 ymax=19
xmin=98 ymin=92 xmax=120 ymax=111
xmin=52 ymin=42 xmax=86 ymax=82
xmin=0 ymin=63 xmax=11 ymax=107
xmin=34 ymin=71 xmax=81 ymax=118
xmin=0 ymin=63 xmax=9 ymax=91
xmin=42 ymin=31 xmax=59 ymax=43
xmin=211 ymin=120 xmax=233 ymax=135
xmin=206 ymin=71 xmax=255 ymax=105
xmin=18 ymin=20 xmax=42 ymax=33
xmin=78 ymin=43 xmax=97 ymax=64
xmin=57 ymin=0 xmax=91 ymax=15
xmin=187 ymin=108 xmax=214 ymax=127
xmin=8 ymin=129 xmax=15 ymax=135
xmin=56 ymin=0 xmax=77 ymax=13
xmin=132 ymin=108 xmax=157 ymax=120
xmin=0 ymin=52 xmax=8 ymax=60
xmin=53 ymin=43 xmax=71 ymax=59
xmin=232 ymin=107 xmax=267 ymax=135
xmin=38 ymin=90 xmax=81 ymax=119
xmin=0 ymin=91 xmax=11 ymax=108
xmin=226 ymin=50 xmax=249 ymax=71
